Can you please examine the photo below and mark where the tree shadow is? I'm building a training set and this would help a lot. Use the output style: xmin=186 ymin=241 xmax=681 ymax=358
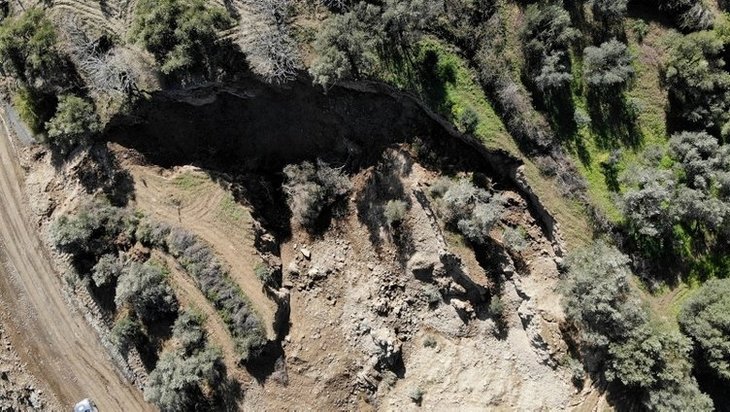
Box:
xmin=355 ymin=151 xmax=412 ymax=249
xmin=600 ymin=151 xmax=622 ymax=192
xmin=587 ymin=88 xmax=643 ymax=150
xmin=543 ymin=87 xmax=578 ymax=139
xmin=76 ymin=144 xmax=136 ymax=207
xmin=209 ymin=363 xmax=245 ymax=411
xmin=244 ymin=340 xmax=285 ymax=384
xmin=417 ymin=49 xmax=457 ymax=117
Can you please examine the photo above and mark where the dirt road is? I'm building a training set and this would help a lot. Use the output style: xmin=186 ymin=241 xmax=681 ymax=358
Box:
xmin=0 ymin=116 xmax=152 ymax=410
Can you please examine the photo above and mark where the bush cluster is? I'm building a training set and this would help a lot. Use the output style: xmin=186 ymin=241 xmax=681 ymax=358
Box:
xmin=283 ymin=161 xmax=352 ymax=228
xmin=53 ymin=201 xmax=264 ymax=360
xmin=435 ymin=179 xmax=503 ymax=244
xmin=51 ymin=199 xmax=135 ymax=258
xmin=144 ymin=310 xmax=223 ymax=411
xmin=164 ymin=227 xmax=266 ymax=360
xmin=562 ymin=241 xmax=713 ymax=410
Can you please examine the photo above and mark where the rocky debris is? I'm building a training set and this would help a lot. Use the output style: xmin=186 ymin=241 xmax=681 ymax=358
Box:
xmin=254 ymin=221 xmax=279 ymax=255
xmin=407 ymin=252 xmax=441 ymax=280
xmin=369 ymin=328 xmax=402 ymax=368
xmin=0 ymin=325 xmax=56 ymax=410
xmin=287 ymin=261 xmax=300 ymax=276
xmin=450 ymin=298 xmax=475 ymax=319
xmin=300 ymin=248 xmax=311 ymax=259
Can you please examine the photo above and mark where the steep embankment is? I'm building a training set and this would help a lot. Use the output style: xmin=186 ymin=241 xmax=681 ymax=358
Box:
xmin=107 ymin=78 xmax=563 ymax=248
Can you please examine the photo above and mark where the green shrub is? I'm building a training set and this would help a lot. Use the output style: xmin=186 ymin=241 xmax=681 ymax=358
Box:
xmin=589 ymin=0 xmax=627 ymax=23
xmin=130 ymin=0 xmax=232 ymax=76
xmin=631 ymin=19 xmax=649 ymax=43
xmin=172 ymin=310 xmax=206 ymax=353
xmin=45 ymin=94 xmax=100 ymax=153
xmin=384 ymin=199 xmax=408 ymax=226
xmin=145 ymin=308 xmax=222 ymax=412
xmin=458 ymin=106 xmax=479 ymax=134
xmin=11 ymin=87 xmax=55 ymax=134
xmin=51 ymin=199 xmax=131 ymax=257
xmin=423 ymin=335 xmax=437 ymax=348
xmin=423 ymin=284 xmax=441 ymax=305
xmin=92 ymin=254 xmax=124 ymax=287
xmin=0 ymin=8 xmax=64 ymax=86
xmin=115 ymin=261 xmax=178 ymax=322
xmin=502 ymin=227 xmax=527 ymax=252
xmin=441 ymin=179 xmax=503 ymax=244
xmin=488 ymin=295 xmax=504 ymax=319
xmin=678 ymin=278 xmax=730 ymax=382
xmin=283 ymin=161 xmax=352 ymax=228
xmin=111 ymin=315 xmax=143 ymax=354
xmin=254 ymin=262 xmax=275 ymax=287
xmin=408 ymin=386 xmax=424 ymax=403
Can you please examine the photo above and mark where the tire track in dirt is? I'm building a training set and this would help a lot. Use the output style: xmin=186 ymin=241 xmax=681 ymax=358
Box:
xmin=126 ymin=163 xmax=277 ymax=338
xmin=158 ymin=253 xmax=242 ymax=370
xmin=0 ymin=119 xmax=151 ymax=410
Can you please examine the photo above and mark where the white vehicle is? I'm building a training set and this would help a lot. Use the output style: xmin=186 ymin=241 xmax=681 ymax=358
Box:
xmin=73 ymin=398 xmax=99 ymax=412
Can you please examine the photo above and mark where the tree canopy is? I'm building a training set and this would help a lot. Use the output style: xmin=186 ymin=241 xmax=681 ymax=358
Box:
xmin=679 ymin=279 xmax=730 ymax=382
xmin=130 ymin=0 xmax=232 ymax=76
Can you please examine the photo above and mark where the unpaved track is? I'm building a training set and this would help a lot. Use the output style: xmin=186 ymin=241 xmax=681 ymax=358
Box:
xmin=0 ymin=119 xmax=151 ymax=410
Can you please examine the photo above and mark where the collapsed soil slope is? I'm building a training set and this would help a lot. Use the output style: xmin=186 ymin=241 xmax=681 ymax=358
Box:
xmin=108 ymin=79 xmax=562 ymax=245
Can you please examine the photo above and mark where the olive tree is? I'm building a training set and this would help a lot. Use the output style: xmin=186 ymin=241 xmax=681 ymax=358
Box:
xmin=562 ymin=241 xmax=713 ymax=410
xmin=583 ymin=39 xmax=634 ymax=90
xmin=115 ymin=261 xmax=178 ymax=322
xmin=562 ymin=241 xmax=646 ymax=350
xmin=679 ymin=278 xmax=730 ymax=382
xmin=45 ymin=94 xmax=101 ymax=153
xmin=0 ymin=8 xmax=65 ymax=86
xmin=310 ymin=2 xmax=382 ymax=86
xmin=521 ymin=1 xmax=577 ymax=92
xmin=664 ymin=31 xmax=730 ymax=136
xmin=130 ymin=0 xmax=232 ymax=76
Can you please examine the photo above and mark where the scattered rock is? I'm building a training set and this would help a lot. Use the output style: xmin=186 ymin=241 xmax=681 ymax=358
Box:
xmin=407 ymin=252 xmax=440 ymax=280
xmin=287 ymin=261 xmax=300 ymax=276
xmin=301 ymin=248 xmax=311 ymax=259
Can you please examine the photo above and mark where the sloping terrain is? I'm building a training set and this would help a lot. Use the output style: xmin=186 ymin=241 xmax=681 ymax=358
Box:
xmin=0 ymin=116 xmax=150 ymax=409
xmin=118 ymin=158 xmax=279 ymax=339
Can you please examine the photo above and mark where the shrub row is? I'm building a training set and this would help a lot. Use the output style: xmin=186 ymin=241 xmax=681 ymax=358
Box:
xmin=160 ymin=225 xmax=266 ymax=360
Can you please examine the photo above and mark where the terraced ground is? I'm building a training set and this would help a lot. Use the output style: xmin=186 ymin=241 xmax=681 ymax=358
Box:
xmin=118 ymin=156 xmax=278 ymax=339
